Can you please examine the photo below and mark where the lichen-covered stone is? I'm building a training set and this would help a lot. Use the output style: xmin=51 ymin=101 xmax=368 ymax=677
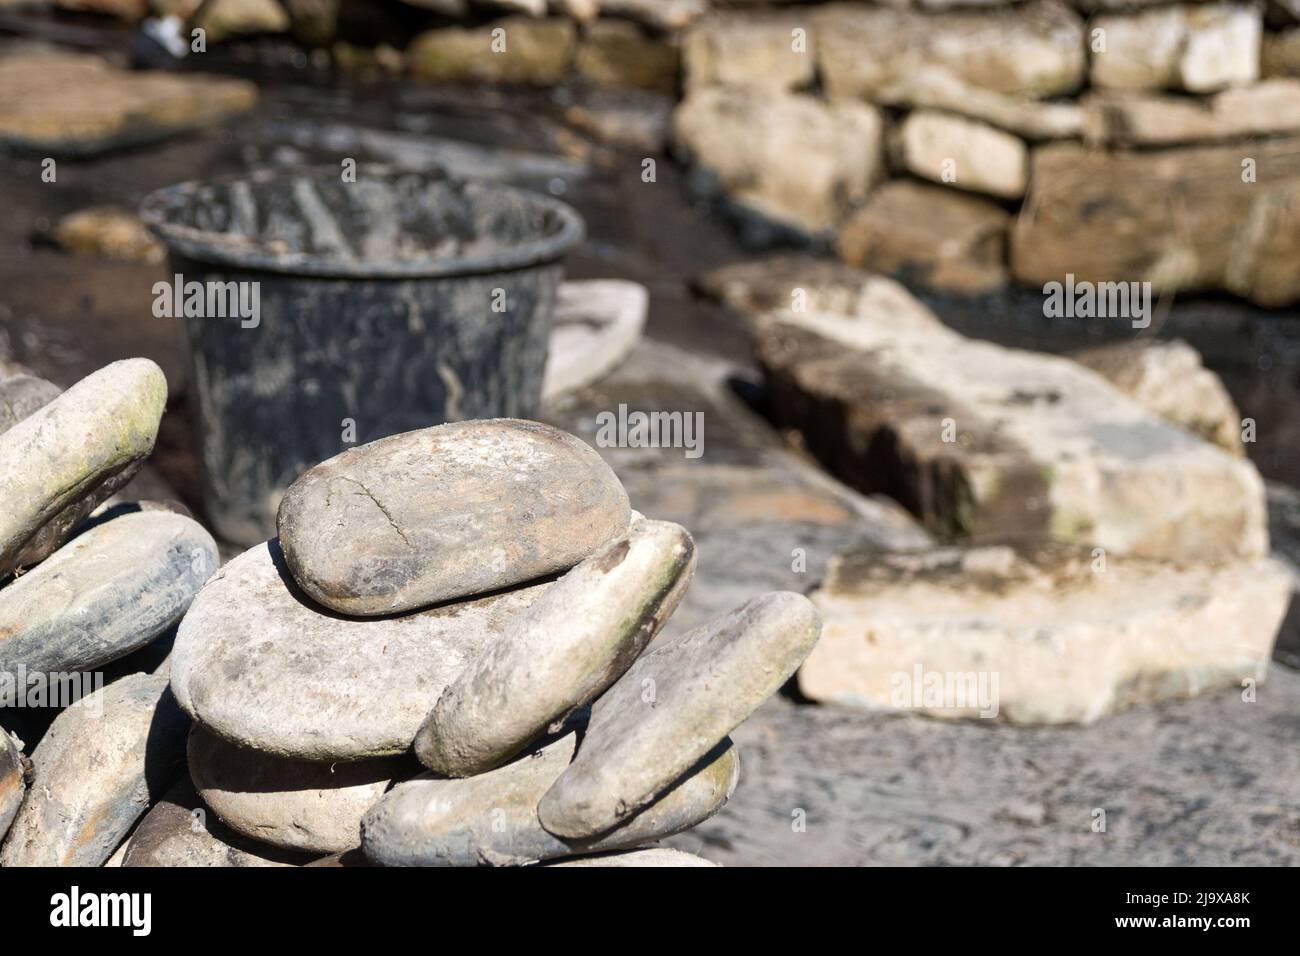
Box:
xmin=0 ymin=358 xmax=167 ymax=577
xmin=417 ymin=519 xmax=695 ymax=777
xmin=169 ymin=542 xmax=554 ymax=760
xmin=538 ymin=592 xmax=821 ymax=839
xmin=277 ymin=419 xmax=629 ymax=616
xmin=187 ymin=727 xmax=410 ymax=855
xmin=0 ymin=512 xmax=217 ymax=704
xmin=0 ymin=674 xmax=188 ymax=867
xmin=362 ymin=732 xmax=737 ymax=866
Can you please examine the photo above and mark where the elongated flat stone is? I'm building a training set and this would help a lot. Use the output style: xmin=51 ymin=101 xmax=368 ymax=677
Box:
xmin=416 ymin=519 xmax=696 ymax=777
xmin=543 ymin=847 xmax=719 ymax=867
xmin=122 ymin=778 xmax=308 ymax=868
xmin=0 ymin=512 xmax=217 ymax=705
xmin=0 ymin=372 xmax=60 ymax=432
xmin=0 ymin=674 xmax=189 ymax=867
xmin=1 ymin=730 xmax=24 ymax=842
xmin=0 ymin=358 xmax=166 ymax=577
xmin=169 ymin=542 xmax=553 ymax=760
xmin=538 ymin=591 xmax=821 ymax=840
xmin=799 ymin=545 xmax=1292 ymax=724
xmin=277 ymin=419 xmax=629 ymax=616
xmin=188 ymin=727 xmax=410 ymax=855
xmin=362 ymin=732 xmax=738 ymax=867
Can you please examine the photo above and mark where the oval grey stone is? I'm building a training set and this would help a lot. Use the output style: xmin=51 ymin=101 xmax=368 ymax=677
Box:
xmin=0 ymin=511 xmax=217 ymax=705
xmin=0 ymin=358 xmax=167 ymax=577
xmin=122 ymin=778 xmax=310 ymax=868
xmin=187 ymin=726 xmax=412 ymax=855
xmin=0 ymin=730 xmax=25 ymax=842
xmin=276 ymin=419 xmax=630 ymax=616
xmin=0 ymin=673 xmax=189 ymax=867
xmin=416 ymin=518 xmax=696 ymax=777
xmin=362 ymin=731 xmax=738 ymax=867
xmin=0 ymin=373 xmax=60 ymax=433
xmin=169 ymin=541 xmax=554 ymax=761
xmin=538 ymin=591 xmax=822 ymax=840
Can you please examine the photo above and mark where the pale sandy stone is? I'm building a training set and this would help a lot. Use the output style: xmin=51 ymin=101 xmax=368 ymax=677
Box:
xmin=363 ymin=732 xmax=737 ymax=866
xmin=417 ymin=519 xmax=696 ymax=776
xmin=542 ymin=847 xmax=719 ymax=866
xmin=674 ymin=86 xmax=882 ymax=234
xmin=277 ymin=419 xmax=628 ymax=616
xmin=1083 ymin=81 xmax=1300 ymax=146
xmin=755 ymin=311 xmax=1269 ymax=561
xmin=799 ymin=545 xmax=1292 ymax=724
xmin=0 ymin=674 xmax=189 ymax=867
xmin=0 ymin=358 xmax=166 ymax=577
xmin=1071 ymin=339 xmax=1244 ymax=455
xmin=169 ymin=542 xmax=554 ymax=761
xmin=543 ymin=280 xmax=647 ymax=400
xmin=539 ymin=592 xmax=821 ymax=839
xmin=188 ymin=727 xmax=409 ymax=855
xmin=574 ymin=19 xmax=678 ymax=94
xmin=407 ymin=18 xmax=577 ymax=86
xmin=683 ymin=12 xmax=814 ymax=94
xmin=892 ymin=111 xmax=1028 ymax=200
xmin=1090 ymin=4 xmax=1261 ymax=93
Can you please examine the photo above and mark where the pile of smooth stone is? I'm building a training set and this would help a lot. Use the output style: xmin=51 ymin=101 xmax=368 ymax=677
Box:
xmin=2 ymin=369 xmax=822 ymax=867
xmin=164 ymin=418 xmax=820 ymax=867
xmin=0 ymin=359 xmax=218 ymax=866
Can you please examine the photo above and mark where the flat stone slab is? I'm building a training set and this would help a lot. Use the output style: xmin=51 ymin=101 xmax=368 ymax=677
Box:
xmin=188 ymin=726 xmax=411 ymax=855
xmin=0 ymin=52 xmax=257 ymax=155
xmin=755 ymin=311 xmax=1269 ymax=562
xmin=362 ymin=731 xmax=737 ymax=866
xmin=538 ymin=591 xmax=821 ymax=840
xmin=0 ymin=730 xmax=24 ymax=843
xmin=0 ymin=358 xmax=166 ymax=577
xmin=0 ymin=511 xmax=217 ymax=703
xmin=0 ymin=673 xmax=189 ymax=867
xmin=417 ymin=518 xmax=695 ymax=777
xmin=542 ymin=280 xmax=647 ymax=401
xmin=799 ymin=544 xmax=1291 ymax=724
xmin=169 ymin=541 xmax=554 ymax=761
xmin=122 ymin=778 xmax=309 ymax=868
xmin=542 ymin=847 xmax=719 ymax=867
xmin=1011 ymin=138 xmax=1300 ymax=307
xmin=892 ymin=110 xmax=1028 ymax=200
xmin=671 ymin=667 xmax=1300 ymax=865
xmin=277 ymin=419 xmax=629 ymax=616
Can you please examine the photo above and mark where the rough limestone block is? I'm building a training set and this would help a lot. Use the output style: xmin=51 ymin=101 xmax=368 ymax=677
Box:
xmin=892 ymin=111 xmax=1028 ymax=199
xmin=1083 ymin=81 xmax=1300 ymax=146
xmin=799 ymin=545 xmax=1291 ymax=724
xmin=755 ymin=311 xmax=1269 ymax=561
xmin=1090 ymin=4 xmax=1261 ymax=93
xmin=683 ymin=12 xmax=814 ymax=94
xmin=407 ymin=17 xmax=577 ymax=86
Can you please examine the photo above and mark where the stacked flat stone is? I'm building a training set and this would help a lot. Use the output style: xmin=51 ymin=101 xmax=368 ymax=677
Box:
xmin=165 ymin=418 xmax=821 ymax=867
xmin=0 ymin=360 xmax=218 ymax=865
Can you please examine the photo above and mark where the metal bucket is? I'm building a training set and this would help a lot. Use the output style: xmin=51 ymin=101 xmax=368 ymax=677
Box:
xmin=141 ymin=167 xmax=585 ymax=545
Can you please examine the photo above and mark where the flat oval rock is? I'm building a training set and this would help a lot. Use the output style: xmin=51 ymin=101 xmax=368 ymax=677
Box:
xmin=417 ymin=518 xmax=696 ymax=777
xmin=122 ymin=778 xmax=310 ymax=868
xmin=0 ymin=673 xmax=189 ymax=867
xmin=0 ymin=358 xmax=167 ymax=576
xmin=538 ymin=591 xmax=822 ymax=840
xmin=362 ymin=732 xmax=738 ymax=867
xmin=0 ymin=730 xmax=25 ymax=842
xmin=542 ymin=847 xmax=719 ymax=867
xmin=169 ymin=541 xmax=554 ymax=760
xmin=0 ymin=511 xmax=217 ymax=704
xmin=187 ymin=726 xmax=411 ymax=855
xmin=277 ymin=418 xmax=630 ymax=616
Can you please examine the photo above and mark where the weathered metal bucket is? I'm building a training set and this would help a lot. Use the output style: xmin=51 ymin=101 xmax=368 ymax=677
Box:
xmin=140 ymin=167 xmax=585 ymax=545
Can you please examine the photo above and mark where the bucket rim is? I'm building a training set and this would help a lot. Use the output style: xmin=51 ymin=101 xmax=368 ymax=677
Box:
xmin=138 ymin=167 xmax=586 ymax=279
